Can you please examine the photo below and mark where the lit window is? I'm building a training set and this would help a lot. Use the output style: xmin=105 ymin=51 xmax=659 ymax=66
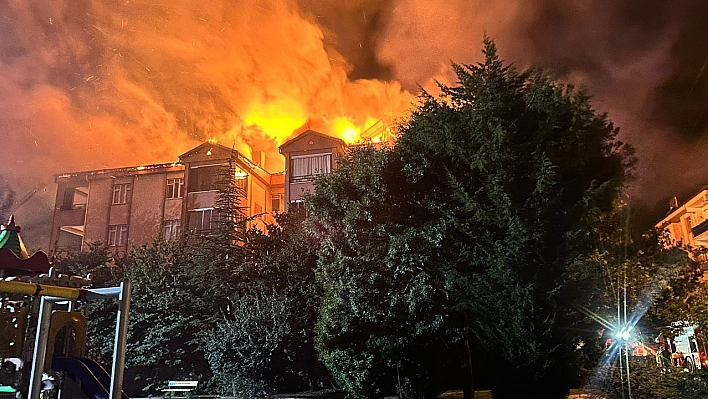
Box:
xmin=234 ymin=167 xmax=248 ymax=195
xmin=112 ymin=183 xmax=132 ymax=205
xmin=163 ymin=220 xmax=181 ymax=241
xmin=108 ymin=224 xmax=128 ymax=246
xmin=291 ymin=154 xmax=331 ymax=182
xmin=166 ymin=178 xmax=184 ymax=199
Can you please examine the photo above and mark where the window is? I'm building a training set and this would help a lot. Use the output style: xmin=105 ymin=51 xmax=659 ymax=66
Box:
xmin=688 ymin=335 xmax=698 ymax=353
xmin=56 ymin=226 xmax=84 ymax=251
xmin=163 ymin=220 xmax=181 ymax=241
xmin=291 ymin=154 xmax=331 ymax=182
xmin=289 ymin=200 xmax=305 ymax=211
xmin=188 ymin=165 xmax=224 ymax=192
xmin=108 ymin=224 xmax=128 ymax=246
xmin=187 ymin=209 xmax=221 ymax=234
xmin=60 ymin=187 xmax=88 ymax=210
xmin=663 ymin=229 xmax=672 ymax=243
xmin=272 ymin=195 xmax=283 ymax=213
xmin=166 ymin=178 xmax=184 ymax=199
xmin=112 ymin=183 xmax=132 ymax=205
xmin=234 ymin=167 xmax=248 ymax=195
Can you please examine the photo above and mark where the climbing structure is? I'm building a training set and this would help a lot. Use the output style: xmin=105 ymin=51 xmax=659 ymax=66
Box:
xmin=0 ymin=217 xmax=131 ymax=399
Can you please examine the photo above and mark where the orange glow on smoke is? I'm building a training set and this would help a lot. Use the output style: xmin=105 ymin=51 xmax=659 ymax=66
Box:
xmin=0 ymin=0 xmax=416 ymax=177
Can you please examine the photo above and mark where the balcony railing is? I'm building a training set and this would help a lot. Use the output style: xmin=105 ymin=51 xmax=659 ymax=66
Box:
xmin=692 ymin=219 xmax=708 ymax=238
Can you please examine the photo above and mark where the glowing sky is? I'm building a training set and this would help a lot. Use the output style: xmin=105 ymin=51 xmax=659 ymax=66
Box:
xmin=1 ymin=0 xmax=706 ymax=247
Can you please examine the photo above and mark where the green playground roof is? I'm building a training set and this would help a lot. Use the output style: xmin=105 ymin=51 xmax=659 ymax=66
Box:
xmin=0 ymin=216 xmax=51 ymax=275
xmin=0 ymin=216 xmax=29 ymax=260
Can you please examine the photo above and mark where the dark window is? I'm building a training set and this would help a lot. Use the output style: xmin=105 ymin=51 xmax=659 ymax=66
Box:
xmin=163 ymin=220 xmax=181 ymax=241
xmin=61 ymin=187 xmax=88 ymax=210
xmin=108 ymin=224 xmax=128 ymax=246
xmin=56 ymin=226 xmax=83 ymax=251
xmin=690 ymin=336 xmax=698 ymax=353
xmin=272 ymin=196 xmax=282 ymax=213
xmin=289 ymin=201 xmax=305 ymax=211
xmin=112 ymin=184 xmax=132 ymax=205
xmin=188 ymin=166 xmax=224 ymax=192
xmin=187 ymin=209 xmax=221 ymax=234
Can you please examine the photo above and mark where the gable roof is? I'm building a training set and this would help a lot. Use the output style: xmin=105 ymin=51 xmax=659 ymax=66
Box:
xmin=179 ymin=142 xmax=240 ymax=162
xmin=179 ymin=142 xmax=274 ymax=186
xmin=279 ymin=130 xmax=346 ymax=153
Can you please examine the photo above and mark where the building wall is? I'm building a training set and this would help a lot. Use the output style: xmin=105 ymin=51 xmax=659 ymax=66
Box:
xmin=50 ymin=177 xmax=89 ymax=251
xmin=51 ymin=165 xmax=184 ymax=253
xmin=49 ymin=137 xmax=337 ymax=253
xmin=128 ymin=173 xmax=167 ymax=245
xmin=279 ymin=130 xmax=345 ymax=210
xmin=83 ymin=179 xmax=113 ymax=247
xmin=656 ymin=188 xmax=708 ymax=249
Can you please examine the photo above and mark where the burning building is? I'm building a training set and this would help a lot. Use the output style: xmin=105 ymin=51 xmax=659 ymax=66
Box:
xmin=656 ymin=187 xmax=708 ymax=251
xmin=49 ymin=130 xmax=346 ymax=254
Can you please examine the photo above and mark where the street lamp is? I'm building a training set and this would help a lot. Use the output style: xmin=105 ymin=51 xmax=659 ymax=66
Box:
xmin=615 ymin=325 xmax=634 ymax=341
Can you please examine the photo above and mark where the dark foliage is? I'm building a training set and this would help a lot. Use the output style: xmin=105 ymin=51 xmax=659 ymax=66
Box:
xmin=204 ymin=208 xmax=328 ymax=396
xmin=308 ymin=39 xmax=633 ymax=398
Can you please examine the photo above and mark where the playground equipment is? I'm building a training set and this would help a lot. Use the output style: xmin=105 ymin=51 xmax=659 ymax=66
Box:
xmin=0 ymin=217 xmax=132 ymax=399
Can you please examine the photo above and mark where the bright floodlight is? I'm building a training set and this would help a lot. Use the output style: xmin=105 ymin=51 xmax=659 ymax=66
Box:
xmin=615 ymin=325 xmax=634 ymax=340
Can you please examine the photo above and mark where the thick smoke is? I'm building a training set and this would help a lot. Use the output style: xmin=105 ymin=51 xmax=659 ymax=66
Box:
xmin=1 ymin=0 xmax=706 ymax=247
xmin=0 ymin=0 xmax=413 ymax=248
xmin=303 ymin=0 xmax=708 ymax=213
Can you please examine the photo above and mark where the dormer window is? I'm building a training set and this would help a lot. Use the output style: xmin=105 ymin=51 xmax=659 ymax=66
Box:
xmin=291 ymin=154 xmax=332 ymax=182
xmin=188 ymin=165 xmax=225 ymax=192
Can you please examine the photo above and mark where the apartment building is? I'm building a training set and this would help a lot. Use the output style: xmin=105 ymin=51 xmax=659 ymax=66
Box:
xmin=655 ymin=187 xmax=708 ymax=249
xmin=49 ymin=132 xmax=342 ymax=254
xmin=279 ymin=129 xmax=346 ymax=210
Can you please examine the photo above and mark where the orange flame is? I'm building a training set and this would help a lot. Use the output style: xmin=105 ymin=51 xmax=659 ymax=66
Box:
xmin=242 ymin=99 xmax=308 ymax=144
xmin=0 ymin=0 xmax=416 ymax=178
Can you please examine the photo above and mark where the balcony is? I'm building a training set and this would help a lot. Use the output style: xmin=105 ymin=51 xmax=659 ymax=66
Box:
xmin=691 ymin=219 xmax=708 ymax=244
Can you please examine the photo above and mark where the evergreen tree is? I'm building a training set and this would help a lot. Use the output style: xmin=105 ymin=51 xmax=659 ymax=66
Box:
xmin=204 ymin=208 xmax=329 ymax=395
xmin=308 ymin=39 xmax=633 ymax=398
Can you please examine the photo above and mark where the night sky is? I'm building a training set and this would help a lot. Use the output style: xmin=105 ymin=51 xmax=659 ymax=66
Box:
xmin=1 ymin=0 xmax=707 ymax=247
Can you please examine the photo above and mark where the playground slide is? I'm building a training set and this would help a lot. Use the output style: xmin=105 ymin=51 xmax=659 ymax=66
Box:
xmin=51 ymin=356 xmax=129 ymax=399
xmin=76 ymin=357 xmax=130 ymax=399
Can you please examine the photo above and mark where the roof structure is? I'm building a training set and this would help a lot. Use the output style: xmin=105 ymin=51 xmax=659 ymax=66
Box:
xmin=0 ymin=216 xmax=28 ymax=259
xmin=279 ymin=130 xmax=346 ymax=153
xmin=0 ymin=216 xmax=52 ymax=276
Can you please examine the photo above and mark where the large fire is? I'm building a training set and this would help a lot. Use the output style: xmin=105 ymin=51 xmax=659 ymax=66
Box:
xmin=3 ymin=0 xmax=703 ymax=249
xmin=88 ymin=0 xmax=417 ymax=169
xmin=0 ymin=0 xmax=416 ymax=177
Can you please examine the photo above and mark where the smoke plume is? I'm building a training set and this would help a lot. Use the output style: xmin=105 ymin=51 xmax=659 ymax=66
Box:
xmin=1 ymin=0 xmax=706 ymax=246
